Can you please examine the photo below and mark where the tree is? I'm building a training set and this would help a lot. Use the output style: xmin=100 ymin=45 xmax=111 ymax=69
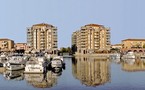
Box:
xmin=67 ymin=47 xmax=71 ymax=53
xmin=71 ymin=44 xmax=77 ymax=54
xmin=61 ymin=47 xmax=67 ymax=52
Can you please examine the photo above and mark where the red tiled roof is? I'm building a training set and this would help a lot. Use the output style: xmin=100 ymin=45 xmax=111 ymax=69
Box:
xmin=15 ymin=43 xmax=27 ymax=44
xmin=0 ymin=38 xmax=12 ymax=41
xmin=112 ymin=44 xmax=122 ymax=46
xmin=85 ymin=24 xmax=102 ymax=27
xmin=33 ymin=23 xmax=53 ymax=27
xmin=122 ymin=39 xmax=145 ymax=41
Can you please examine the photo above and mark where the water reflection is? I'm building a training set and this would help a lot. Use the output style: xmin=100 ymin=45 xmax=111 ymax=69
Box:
xmin=25 ymin=72 xmax=54 ymax=88
xmin=72 ymin=57 xmax=110 ymax=87
xmin=3 ymin=70 xmax=24 ymax=80
xmin=0 ymin=65 xmax=64 ymax=89
xmin=0 ymin=67 xmax=6 ymax=74
xmin=24 ymin=67 xmax=64 ymax=88
xmin=110 ymin=58 xmax=121 ymax=64
xmin=122 ymin=59 xmax=145 ymax=72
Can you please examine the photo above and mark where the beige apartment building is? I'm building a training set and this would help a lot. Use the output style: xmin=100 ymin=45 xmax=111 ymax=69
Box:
xmin=27 ymin=23 xmax=58 ymax=54
xmin=72 ymin=24 xmax=111 ymax=54
xmin=111 ymin=44 xmax=122 ymax=49
xmin=15 ymin=43 xmax=27 ymax=51
xmin=0 ymin=38 xmax=14 ymax=52
xmin=121 ymin=39 xmax=145 ymax=52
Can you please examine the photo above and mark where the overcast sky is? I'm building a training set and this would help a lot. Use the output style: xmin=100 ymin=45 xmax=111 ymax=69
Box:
xmin=0 ymin=0 xmax=144 ymax=48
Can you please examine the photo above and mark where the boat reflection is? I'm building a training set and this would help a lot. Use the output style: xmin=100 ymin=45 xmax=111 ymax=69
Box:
xmin=122 ymin=59 xmax=145 ymax=72
xmin=72 ymin=56 xmax=110 ymax=87
xmin=24 ymin=67 xmax=64 ymax=88
xmin=51 ymin=67 xmax=63 ymax=76
xmin=3 ymin=70 xmax=24 ymax=80
xmin=123 ymin=58 xmax=135 ymax=65
xmin=110 ymin=58 xmax=121 ymax=64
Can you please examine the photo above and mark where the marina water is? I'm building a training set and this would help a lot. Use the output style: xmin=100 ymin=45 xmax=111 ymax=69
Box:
xmin=0 ymin=57 xmax=145 ymax=90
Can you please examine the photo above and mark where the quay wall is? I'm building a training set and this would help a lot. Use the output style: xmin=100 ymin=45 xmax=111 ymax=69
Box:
xmin=74 ymin=53 xmax=110 ymax=59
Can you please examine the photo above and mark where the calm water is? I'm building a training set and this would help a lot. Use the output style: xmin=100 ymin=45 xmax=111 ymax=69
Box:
xmin=1 ymin=57 xmax=145 ymax=90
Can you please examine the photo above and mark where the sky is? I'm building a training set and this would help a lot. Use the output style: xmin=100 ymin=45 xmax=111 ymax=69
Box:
xmin=0 ymin=0 xmax=145 ymax=48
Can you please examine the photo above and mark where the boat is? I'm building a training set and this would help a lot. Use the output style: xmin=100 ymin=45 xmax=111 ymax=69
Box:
xmin=51 ymin=56 xmax=64 ymax=69
xmin=24 ymin=56 xmax=49 ymax=74
xmin=4 ymin=54 xmax=28 ymax=70
xmin=121 ymin=51 xmax=136 ymax=59
xmin=110 ymin=53 xmax=120 ymax=60
xmin=0 ymin=53 xmax=8 ymax=67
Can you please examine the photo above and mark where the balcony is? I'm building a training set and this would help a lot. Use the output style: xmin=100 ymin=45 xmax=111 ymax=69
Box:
xmin=95 ymin=44 xmax=99 ymax=46
xmin=40 ymin=45 xmax=45 ymax=47
xmin=40 ymin=42 xmax=45 ymax=44
xmin=40 ymin=37 xmax=45 ymax=40
xmin=106 ymin=32 xmax=110 ymax=35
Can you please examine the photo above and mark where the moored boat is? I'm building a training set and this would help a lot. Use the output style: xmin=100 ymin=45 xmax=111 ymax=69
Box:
xmin=24 ymin=56 xmax=49 ymax=74
xmin=121 ymin=51 xmax=136 ymax=59
xmin=0 ymin=53 xmax=8 ymax=67
xmin=110 ymin=53 xmax=120 ymax=60
xmin=4 ymin=54 xmax=27 ymax=70
xmin=51 ymin=56 xmax=65 ymax=69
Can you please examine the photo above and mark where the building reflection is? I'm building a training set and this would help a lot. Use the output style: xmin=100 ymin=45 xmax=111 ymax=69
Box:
xmin=0 ymin=67 xmax=6 ymax=74
xmin=72 ymin=57 xmax=110 ymax=87
xmin=3 ymin=70 xmax=24 ymax=80
xmin=24 ymin=68 xmax=63 ymax=88
xmin=122 ymin=59 xmax=145 ymax=72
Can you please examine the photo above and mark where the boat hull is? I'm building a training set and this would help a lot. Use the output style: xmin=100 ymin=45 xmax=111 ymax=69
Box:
xmin=5 ymin=63 xmax=25 ymax=71
xmin=24 ymin=64 xmax=44 ymax=74
xmin=51 ymin=60 xmax=63 ymax=68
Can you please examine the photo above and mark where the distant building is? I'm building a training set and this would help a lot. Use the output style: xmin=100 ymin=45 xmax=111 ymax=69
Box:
xmin=72 ymin=24 xmax=111 ymax=54
xmin=111 ymin=44 xmax=122 ymax=49
xmin=27 ymin=23 xmax=58 ymax=54
xmin=15 ymin=43 xmax=27 ymax=51
xmin=0 ymin=38 xmax=14 ymax=52
xmin=71 ymin=31 xmax=77 ymax=47
xmin=121 ymin=39 xmax=145 ymax=52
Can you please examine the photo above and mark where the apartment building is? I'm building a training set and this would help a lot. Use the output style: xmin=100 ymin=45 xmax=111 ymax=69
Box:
xmin=72 ymin=24 xmax=111 ymax=54
xmin=15 ymin=43 xmax=27 ymax=51
xmin=0 ymin=38 xmax=14 ymax=52
xmin=121 ymin=39 xmax=145 ymax=52
xmin=27 ymin=23 xmax=58 ymax=54
xmin=111 ymin=44 xmax=122 ymax=49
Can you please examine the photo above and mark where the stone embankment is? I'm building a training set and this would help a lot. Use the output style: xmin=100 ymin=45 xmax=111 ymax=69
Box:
xmin=74 ymin=53 xmax=110 ymax=59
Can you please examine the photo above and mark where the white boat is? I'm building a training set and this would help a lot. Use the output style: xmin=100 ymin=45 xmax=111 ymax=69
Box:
xmin=4 ymin=63 xmax=25 ymax=71
xmin=4 ymin=54 xmax=27 ymax=70
xmin=0 ymin=53 xmax=8 ymax=67
xmin=51 ymin=56 xmax=64 ymax=68
xmin=122 ymin=52 xmax=136 ymax=59
xmin=24 ymin=56 xmax=49 ymax=74
xmin=110 ymin=53 xmax=120 ymax=59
